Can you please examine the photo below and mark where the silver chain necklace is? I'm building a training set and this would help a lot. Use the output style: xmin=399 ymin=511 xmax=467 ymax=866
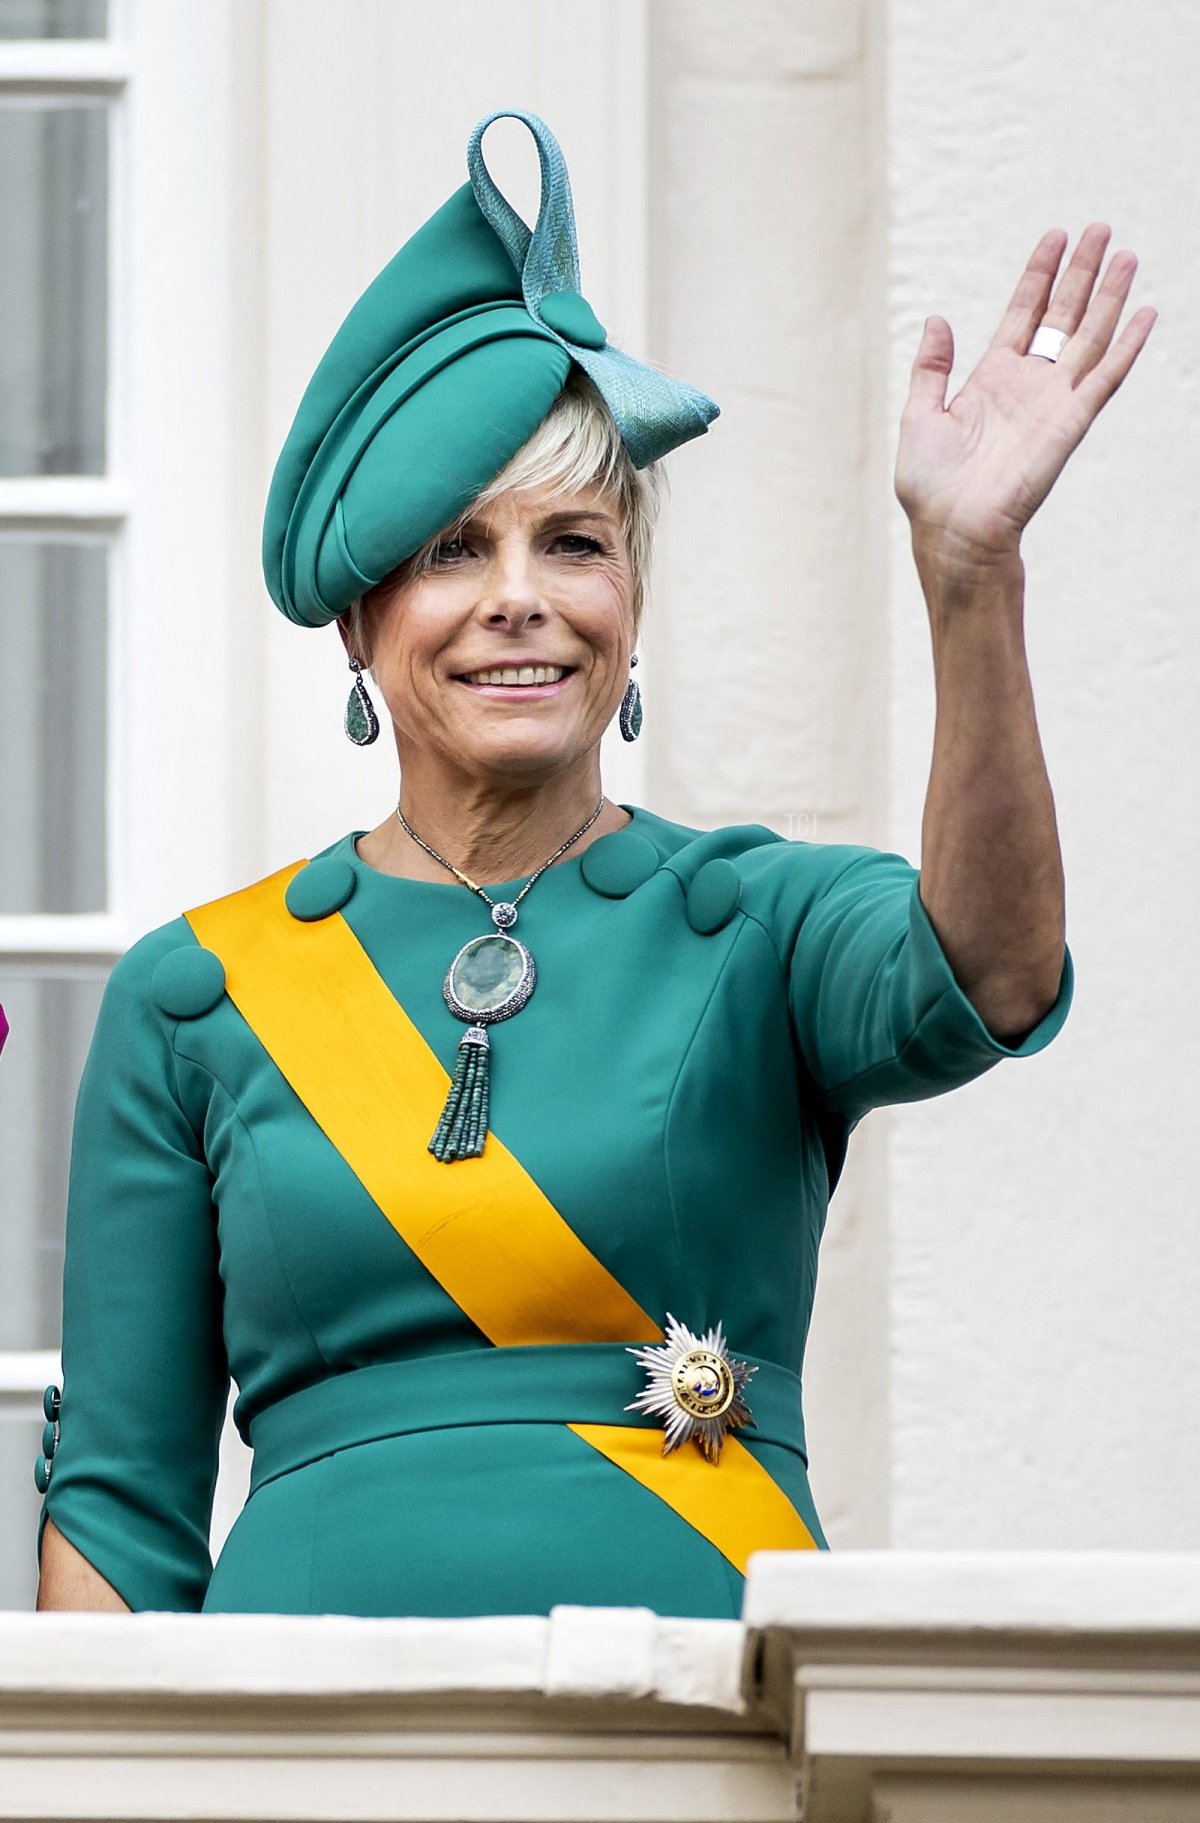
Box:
xmin=395 ymin=792 xmax=608 ymax=1162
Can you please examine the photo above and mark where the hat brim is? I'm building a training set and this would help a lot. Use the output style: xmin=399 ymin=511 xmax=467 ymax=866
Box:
xmin=276 ymin=306 xmax=571 ymax=628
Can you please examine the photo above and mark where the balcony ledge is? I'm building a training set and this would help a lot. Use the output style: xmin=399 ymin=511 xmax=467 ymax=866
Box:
xmin=4 ymin=1553 xmax=1200 ymax=1821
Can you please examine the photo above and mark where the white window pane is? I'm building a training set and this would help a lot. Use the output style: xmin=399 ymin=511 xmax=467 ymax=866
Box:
xmin=0 ymin=99 xmax=107 ymax=476
xmin=0 ymin=0 xmax=106 ymax=38
xmin=0 ymin=539 xmax=107 ymax=914
xmin=0 ymin=1410 xmax=49 ymax=1609
xmin=0 ymin=971 xmax=107 ymax=1351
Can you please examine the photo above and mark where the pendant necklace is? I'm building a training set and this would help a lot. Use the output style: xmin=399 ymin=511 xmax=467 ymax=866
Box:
xmin=396 ymin=793 xmax=608 ymax=1162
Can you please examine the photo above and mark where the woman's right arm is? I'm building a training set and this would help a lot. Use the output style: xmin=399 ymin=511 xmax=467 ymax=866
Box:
xmin=33 ymin=924 xmax=230 ymax=1614
xmin=36 ymin=1514 xmax=131 ymax=1612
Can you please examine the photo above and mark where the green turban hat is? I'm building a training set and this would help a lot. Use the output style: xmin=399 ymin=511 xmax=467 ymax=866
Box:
xmin=262 ymin=106 xmax=720 ymax=629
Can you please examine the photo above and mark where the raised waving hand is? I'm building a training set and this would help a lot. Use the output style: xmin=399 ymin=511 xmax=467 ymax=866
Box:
xmin=895 ymin=222 xmax=1157 ymax=567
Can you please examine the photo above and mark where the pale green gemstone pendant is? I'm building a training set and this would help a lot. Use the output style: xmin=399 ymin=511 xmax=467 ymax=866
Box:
xmin=448 ymin=935 xmax=527 ymax=1013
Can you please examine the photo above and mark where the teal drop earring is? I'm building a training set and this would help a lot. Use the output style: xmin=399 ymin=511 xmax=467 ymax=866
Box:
xmin=345 ymin=655 xmax=380 ymax=746
xmin=619 ymin=653 xmax=642 ymax=742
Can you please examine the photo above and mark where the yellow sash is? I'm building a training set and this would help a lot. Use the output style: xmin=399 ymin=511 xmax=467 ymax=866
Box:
xmin=186 ymin=860 xmax=817 ymax=1572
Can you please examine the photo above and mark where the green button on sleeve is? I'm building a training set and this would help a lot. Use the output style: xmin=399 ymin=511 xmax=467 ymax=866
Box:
xmin=742 ymin=839 xmax=1074 ymax=1126
xmin=36 ymin=925 xmax=229 ymax=1613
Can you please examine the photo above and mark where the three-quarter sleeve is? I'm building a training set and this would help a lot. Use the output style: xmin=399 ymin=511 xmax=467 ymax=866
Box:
xmin=740 ymin=837 xmax=1074 ymax=1126
xmin=35 ymin=926 xmax=228 ymax=1612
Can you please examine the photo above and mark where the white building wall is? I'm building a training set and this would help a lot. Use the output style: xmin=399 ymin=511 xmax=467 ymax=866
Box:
xmin=885 ymin=0 xmax=1200 ymax=1546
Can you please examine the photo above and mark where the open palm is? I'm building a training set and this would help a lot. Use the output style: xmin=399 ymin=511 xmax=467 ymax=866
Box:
xmin=895 ymin=222 xmax=1156 ymax=564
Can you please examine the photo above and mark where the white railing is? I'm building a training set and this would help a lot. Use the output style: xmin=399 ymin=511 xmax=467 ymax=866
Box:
xmin=745 ymin=1551 xmax=1200 ymax=1822
xmin=4 ymin=1554 xmax=1200 ymax=1821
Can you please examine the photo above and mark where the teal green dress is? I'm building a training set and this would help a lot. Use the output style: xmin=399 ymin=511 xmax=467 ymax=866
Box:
xmin=34 ymin=804 xmax=1073 ymax=1617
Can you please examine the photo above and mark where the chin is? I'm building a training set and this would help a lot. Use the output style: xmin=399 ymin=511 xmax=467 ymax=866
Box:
xmin=461 ymin=735 xmax=585 ymax=778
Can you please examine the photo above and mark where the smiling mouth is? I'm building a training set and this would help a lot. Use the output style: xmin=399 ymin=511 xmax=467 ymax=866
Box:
xmin=454 ymin=667 xmax=576 ymax=692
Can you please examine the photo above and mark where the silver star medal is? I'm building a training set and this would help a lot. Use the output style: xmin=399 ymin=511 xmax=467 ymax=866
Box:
xmin=626 ymin=1313 xmax=757 ymax=1464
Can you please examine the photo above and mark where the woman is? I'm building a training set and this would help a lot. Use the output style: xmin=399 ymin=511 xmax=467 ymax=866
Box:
xmin=34 ymin=109 xmax=1151 ymax=1618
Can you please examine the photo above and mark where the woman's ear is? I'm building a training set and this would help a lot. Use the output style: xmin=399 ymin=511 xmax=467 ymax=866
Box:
xmin=336 ymin=606 xmax=361 ymax=664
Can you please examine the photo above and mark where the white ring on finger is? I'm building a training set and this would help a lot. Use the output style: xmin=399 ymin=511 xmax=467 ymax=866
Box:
xmin=1028 ymin=325 xmax=1070 ymax=362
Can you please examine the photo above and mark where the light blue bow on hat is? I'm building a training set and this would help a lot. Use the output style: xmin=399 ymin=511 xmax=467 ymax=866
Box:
xmin=467 ymin=107 xmax=719 ymax=467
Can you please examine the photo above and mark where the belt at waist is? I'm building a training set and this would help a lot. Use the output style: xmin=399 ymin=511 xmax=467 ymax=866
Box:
xmin=246 ymin=1342 xmax=808 ymax=1497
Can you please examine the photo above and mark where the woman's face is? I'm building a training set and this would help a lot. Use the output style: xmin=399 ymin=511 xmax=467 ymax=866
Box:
xmin=349 ymin=480 xmax=636 ymax=787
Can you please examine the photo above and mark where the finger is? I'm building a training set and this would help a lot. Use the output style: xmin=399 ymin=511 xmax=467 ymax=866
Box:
xmin=1032 ymin=221 xmax=1113 ymax=345
xmin=1073 ymin=305 xmax=1157 ymax=418
xmin=986 ymin=228 xmax=1069 ymax=354
xmin=1057 ymin=247 xmax=1138 ymax=382
xmin=904 ymin=315 xmax=953 ymax=416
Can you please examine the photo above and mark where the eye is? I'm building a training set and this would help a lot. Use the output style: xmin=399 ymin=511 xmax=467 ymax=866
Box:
xmin=554 ymin=533 xmax=605 ymax=556
xmin=430 ymin=535 xmax=470 ymax=565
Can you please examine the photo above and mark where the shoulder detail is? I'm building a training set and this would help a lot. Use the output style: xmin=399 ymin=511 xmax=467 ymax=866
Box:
xmin=284 ymin=857 xmax=356 ymax=921
xmin=103 ymin=915 xmax=203 ymax=1003
xmin=607 ymin=811 xmax=906 ymax=926
xmin=623 ymin=803 xmax=783 ymax=870
xmin=685 ymin=857 xmax=742 ymax=933
xmin=618 ymin=810 xmax=868 ymax=929
xmin=150 ymin=946 xmax=227 ymax=1019
xmin=581 ymin=829 xmax=660 ymax=898
xmin=76 ymin=916 xmax=216 ymax=1056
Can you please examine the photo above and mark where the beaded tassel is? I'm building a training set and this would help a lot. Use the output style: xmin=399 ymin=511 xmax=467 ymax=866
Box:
xmin=428 ymin=1025 xmax=491 ymax=1161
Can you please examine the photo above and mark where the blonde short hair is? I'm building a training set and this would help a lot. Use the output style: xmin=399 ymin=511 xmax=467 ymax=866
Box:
xmin=344 ymin=366 xmax=666 ymax=669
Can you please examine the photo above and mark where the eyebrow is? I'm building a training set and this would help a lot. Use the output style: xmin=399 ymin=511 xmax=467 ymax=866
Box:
xmin=457 ymin=509 xmax=617 ymax=534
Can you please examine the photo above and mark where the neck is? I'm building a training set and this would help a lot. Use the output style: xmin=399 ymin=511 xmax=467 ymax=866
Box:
xmin=356 ymin=761 xmax=631 ymax=885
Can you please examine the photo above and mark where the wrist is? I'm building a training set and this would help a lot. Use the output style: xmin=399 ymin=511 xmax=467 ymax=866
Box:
xmin=910 ymin=516 xmax=1023 ymax=569
xmin=910 ymin=524 xmax=1026 ymax=617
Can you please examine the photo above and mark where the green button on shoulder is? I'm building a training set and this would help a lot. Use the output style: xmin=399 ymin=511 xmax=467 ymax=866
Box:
xmin=539 ymin=288 xmax=607 ymax=350
xmin=33 ymin=1456 xmax=51 ymax=1494
xmin=580 ymin=830 xmax=661 ymax=898
xmin=686 ymin=857 xmax=742 ymax=934
xmin=150 ymin=946 xmax=227 ymax=1019
xmin=285 ymin=858 xmax=356 ymax=921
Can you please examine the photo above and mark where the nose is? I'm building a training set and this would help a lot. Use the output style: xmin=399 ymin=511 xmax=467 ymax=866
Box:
xmin=478 ymin=537 xmax=546 ymax=628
